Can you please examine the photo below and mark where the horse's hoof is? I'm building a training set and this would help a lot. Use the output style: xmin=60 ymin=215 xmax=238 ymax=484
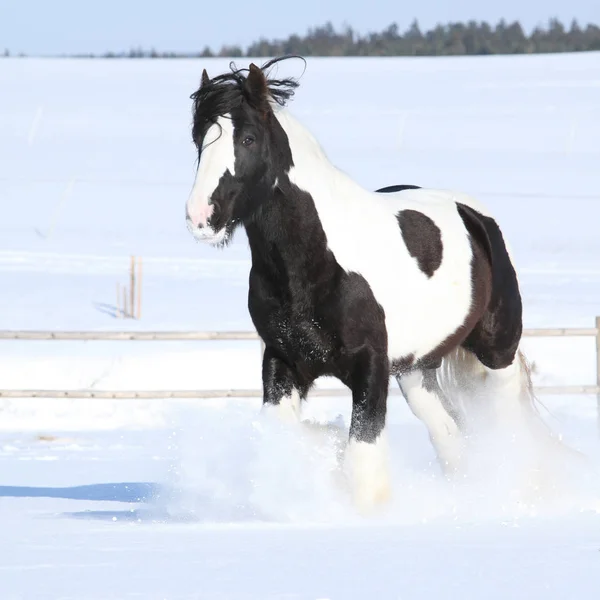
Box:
xmin=259 ymin=399 xmax=301 ymax=425
xmin=352 ymin=480 xmax=392 ymax=515
xmin=433 ymin=437 xmax=466 ymax=479
xmin=343 ymin=436 xmax=392 ymax=515
xmin=439 ymin=454 xmax=465 ymax=477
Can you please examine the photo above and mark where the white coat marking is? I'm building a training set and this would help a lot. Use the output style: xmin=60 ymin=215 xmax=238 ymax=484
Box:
xmin=260 ymin=389 xmax=302 ymax=424
xmin=273 ymin=106 xmax=492 ymax=364
xmin=186 ymin=115 xmax=236 ymax=242
xmin=343 ymin=430 xmax=391 ymax=511
xmin=399 ymin=370 xmax=463 ymax=472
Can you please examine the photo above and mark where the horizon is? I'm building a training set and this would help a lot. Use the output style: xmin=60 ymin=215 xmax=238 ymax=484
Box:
xmin=2 ymin=0 xmax=598 ymax=56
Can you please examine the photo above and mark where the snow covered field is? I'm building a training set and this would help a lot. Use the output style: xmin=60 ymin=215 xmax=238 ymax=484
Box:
xmin=1 ymin=51 xmax=600 ymax=598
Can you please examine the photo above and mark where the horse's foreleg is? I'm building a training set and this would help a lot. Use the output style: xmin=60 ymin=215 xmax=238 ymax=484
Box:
xmin=260 ymin=346 xmax=306 ymax=423
xmin=344 ymin=346 xmax=391 ymax=512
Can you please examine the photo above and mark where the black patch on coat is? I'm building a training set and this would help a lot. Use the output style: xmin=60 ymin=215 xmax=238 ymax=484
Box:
xmin=376 ymin=184 xmax=422 ymax=193
xmin=396 ymin=210 xmax=443 ymax=278
xmin=456 ymin=203 xmax=523 ymax=370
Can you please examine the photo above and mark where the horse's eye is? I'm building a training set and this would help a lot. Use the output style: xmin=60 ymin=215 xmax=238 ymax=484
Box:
xmin=242 ymin=135 xmax=255 ymax=147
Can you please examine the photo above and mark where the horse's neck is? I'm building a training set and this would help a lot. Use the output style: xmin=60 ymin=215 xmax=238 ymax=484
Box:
xmin=273 ymin=108 xmax=370 ymax=206
xmin=246 ymin=187 xmax=323 ymax=258
xmin=246 ymin=108 xmax=369 ymax=285
xmin=244 ymin=187 xmax=336 ymax=294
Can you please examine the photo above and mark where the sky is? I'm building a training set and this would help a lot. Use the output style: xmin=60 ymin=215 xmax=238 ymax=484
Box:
xmin=1 ymin=0 xmax=599 ymax=56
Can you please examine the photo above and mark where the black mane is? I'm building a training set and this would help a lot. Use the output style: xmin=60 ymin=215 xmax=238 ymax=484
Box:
xmin=190 ymin=55 xmax=304 ymax=143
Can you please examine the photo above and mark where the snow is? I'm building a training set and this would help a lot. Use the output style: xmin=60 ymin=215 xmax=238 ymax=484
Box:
xmin=1 ymin=51 xmax=600 ymax=598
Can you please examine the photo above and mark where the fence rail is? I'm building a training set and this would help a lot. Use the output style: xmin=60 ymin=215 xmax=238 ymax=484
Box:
xmin=0 ymin=317 xmax=599 ymax=401
xmin=0 ymin=330 xmax=260 ymax=341
xmin=0 ymin=328 xmax=597 ymax=340
xmin=0 ymin=386 xmax=598 ymax=400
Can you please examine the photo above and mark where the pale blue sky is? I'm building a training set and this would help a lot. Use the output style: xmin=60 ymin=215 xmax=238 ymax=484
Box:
xmin=2 ymin=0 xmax=598 ymax=55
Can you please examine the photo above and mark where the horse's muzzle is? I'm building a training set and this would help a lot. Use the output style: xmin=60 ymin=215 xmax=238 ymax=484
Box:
xmin=186 ymin=216 xmax=227 ymax=246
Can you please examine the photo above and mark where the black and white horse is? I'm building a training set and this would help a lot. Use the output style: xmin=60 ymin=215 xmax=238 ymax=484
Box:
xmin=184 ymin=57 xmax=541 ymax=511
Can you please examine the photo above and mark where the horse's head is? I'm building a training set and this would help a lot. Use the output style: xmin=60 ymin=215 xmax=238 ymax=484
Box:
xmin=185 ymin=57 xmax=301 ymax=246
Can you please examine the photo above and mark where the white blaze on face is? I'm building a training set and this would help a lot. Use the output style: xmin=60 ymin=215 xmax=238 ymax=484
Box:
xmin=186 ymin=114 xmax=236 ymax=243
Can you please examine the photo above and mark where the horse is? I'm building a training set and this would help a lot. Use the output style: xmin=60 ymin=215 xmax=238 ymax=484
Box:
xmin=183 ymin=56 xmax=546 ymax=512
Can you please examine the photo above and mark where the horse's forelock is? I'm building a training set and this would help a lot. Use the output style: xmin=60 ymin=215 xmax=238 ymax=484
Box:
xmin=190 ymin=56 xmax=303 ymax=140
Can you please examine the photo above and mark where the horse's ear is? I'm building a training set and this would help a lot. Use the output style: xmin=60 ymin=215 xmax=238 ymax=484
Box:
xmin=201 ymin=69 xmax=210 ymax=87
xmin=245 ymin=63 xmax=270 ymax=115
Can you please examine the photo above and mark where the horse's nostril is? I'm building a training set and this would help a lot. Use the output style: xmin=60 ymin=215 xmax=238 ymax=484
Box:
xmin=186 ymin=201 xmax=216 ymax=230
xmin=186 ymin=216 xmax=204 ymax=232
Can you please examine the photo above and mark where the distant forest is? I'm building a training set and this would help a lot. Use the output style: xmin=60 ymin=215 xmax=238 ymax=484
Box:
xmin=3 ymin=18 xmax=600 ymax=58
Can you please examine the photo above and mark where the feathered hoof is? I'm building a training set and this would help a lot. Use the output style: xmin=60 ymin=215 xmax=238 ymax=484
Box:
xmin=353 ymin=479 xmax=392 ymax=515
xmin=343 ymin=435 xmax=392 ymax=515
xmin=432 ymin=435 xmax=467 ymax=479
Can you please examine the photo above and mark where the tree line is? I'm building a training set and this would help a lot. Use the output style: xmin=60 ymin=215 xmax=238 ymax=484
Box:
xmin=3 ymin=18 xmax=600 ymax=58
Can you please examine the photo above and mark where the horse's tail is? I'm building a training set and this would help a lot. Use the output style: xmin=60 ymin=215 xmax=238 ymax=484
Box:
xmin=436 ymin=346 xmax=583 ymax=459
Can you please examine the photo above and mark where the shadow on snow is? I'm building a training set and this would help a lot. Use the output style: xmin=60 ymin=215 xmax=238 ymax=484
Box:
xmin=0 ymin=481 xmax=269 ymax=524
xmin=0 ymin=481 xmax=159 ymax=503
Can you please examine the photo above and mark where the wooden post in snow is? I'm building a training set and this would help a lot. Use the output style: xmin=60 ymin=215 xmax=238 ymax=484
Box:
xmin=136 ymin=257 xmax=143 ymax=320
xmin=130 ymin=256 xmax=136 ymax=319
xmin=596 ymin=315 xmax=600 ymax=437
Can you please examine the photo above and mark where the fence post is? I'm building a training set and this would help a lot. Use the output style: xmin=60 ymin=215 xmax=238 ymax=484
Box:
xmin=136 ymin=257 xmax=143 ymax=319
xmin=596 ymin=316 xmax=600 ymax=437
xmin=130 ymin=256 xmax=136 ymax=319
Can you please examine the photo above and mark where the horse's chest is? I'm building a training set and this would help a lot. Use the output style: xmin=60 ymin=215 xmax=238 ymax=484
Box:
xmin=252 ymin=299 xmax=333 ymax=368
xmin=273 ymin=315 xmax=330 ymax=360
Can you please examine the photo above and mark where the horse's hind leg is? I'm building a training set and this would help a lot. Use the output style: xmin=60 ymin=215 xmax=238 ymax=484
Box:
xmin=396 ymin=368 xmax=464 ymax=474
xmin=462 ymin=337 xmax=531 ymax=430
xmin=455 ymin=201 xmax=528 ymax=427
xmin=460 ymin=263 xmax=527 ymax=429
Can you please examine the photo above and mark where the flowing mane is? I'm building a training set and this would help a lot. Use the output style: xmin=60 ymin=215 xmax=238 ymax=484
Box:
xmin=190 ymin=56 xmax=303 ymax=143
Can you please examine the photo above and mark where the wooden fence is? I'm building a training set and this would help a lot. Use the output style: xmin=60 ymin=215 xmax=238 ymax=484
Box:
xmin=0 ymin=317 xmax=598 ymax=401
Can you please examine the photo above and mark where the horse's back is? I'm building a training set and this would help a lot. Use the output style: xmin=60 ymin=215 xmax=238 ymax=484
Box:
xmin=374 ymin=184 xmax=517 ymax=272
xmin=375 ymin=185 xmax=493 ymax=218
